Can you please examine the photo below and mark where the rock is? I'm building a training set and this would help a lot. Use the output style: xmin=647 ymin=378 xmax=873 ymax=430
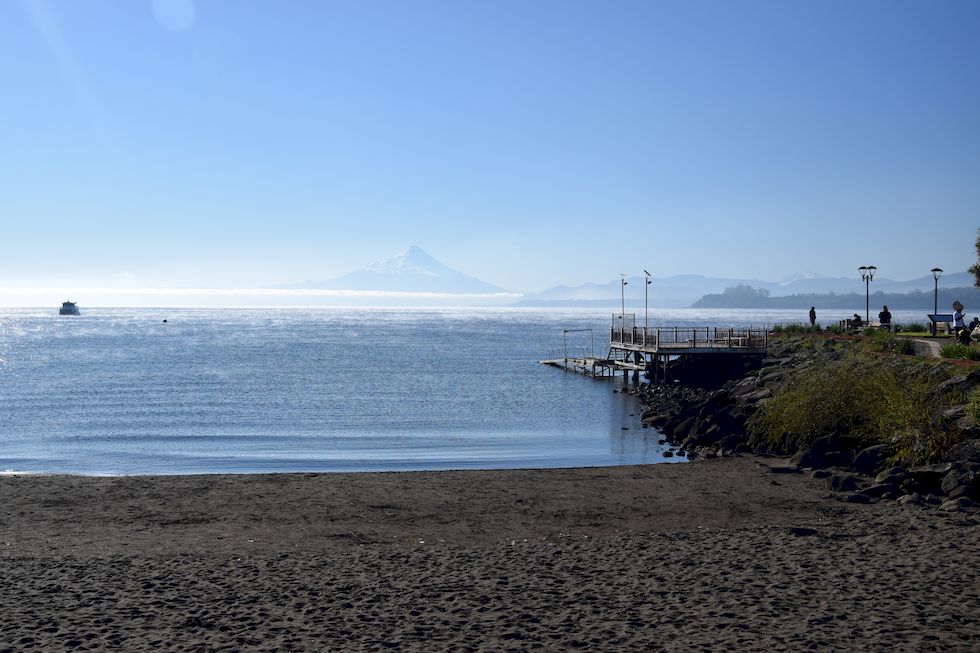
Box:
xmin=908 ymin=464 xmax=953 ymax=492
xmin=943 ymin=405 xmax=966 ymax=421
xmin=811 ymin=469 xmax=832 ymax=479
xmin=941 ymin=469 xmax=977 ymax=496
xmin=718 ymin=434 xmax=742 ymax=452
xmin=953 ymin=416 xmax=979 ymax=436
xmin=936 ymin=373 xmax=980 ymax=396
xmin=674 ymin=417 xmax=697 ymax=438
xmin=768 ymin=465 xmax=800 ymax=474
xmin=830 ymin=474 xmax=864 ymax=492
xmin=874 ymin=466 xmax=907 ymax=484
xmin=939 ymin=497 xmax=979 ymax=512
xmin=948 ymin=485 xmax=975 ymax=500
xmin=858 ymin=483 xmax=898 ymax=499
xmin=822 ymin=450 xmax=853 ymax=468
xmin=897 ymin=494 xmax=925 ymax=506
xmin=789 ymin=435 xmax=844 ymax=468
xmin=663 ymin=450 xmax=674 ymax=458
xmin=788 ymin=527 xmax=818 ymax=537
xmin=901 ymin=478 xmax=921 ymax=495
xmin=844 ymin=492 xmax=874 ymax=504
xmin=925 ymin=493 xmax=943 ymax=506
xmin=851 ymin=444 xmax=890 ymax=475
xmin=739 ymin=388 xmax=772 ymax=404
xmin=735 ymin=443 xmax=753 ymax=454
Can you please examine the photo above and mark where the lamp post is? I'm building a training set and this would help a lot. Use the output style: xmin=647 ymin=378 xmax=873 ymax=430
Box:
xmin=643 ymin=269 xmax=652 ymax=335
xmin=858 ymin=265 xmax=876 ymax=323
xmin=931 ymin=268 xmax=943 ymax=335
xmin=619 ymin=274 xmax=628 ymax=338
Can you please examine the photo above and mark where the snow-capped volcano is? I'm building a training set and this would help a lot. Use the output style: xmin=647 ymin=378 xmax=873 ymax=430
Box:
xmin=297 ymin=246 xmax=508 ymax=294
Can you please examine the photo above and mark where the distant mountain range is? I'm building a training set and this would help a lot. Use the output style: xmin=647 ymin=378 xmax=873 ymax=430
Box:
xmin=517 ymin=271 xmax=975 ymax=308
xmin=281 ymin=246 xmax=974 ymax=308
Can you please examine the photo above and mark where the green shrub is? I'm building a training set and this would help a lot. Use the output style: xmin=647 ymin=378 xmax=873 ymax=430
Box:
xmin=868 ymin=329 xmax=894 ymax=352
xmin=867 ymin=329 xmax=916 ymax=356
xmin=895 ymin=322 xmax=927 ymax=333
xmin=939 ymin=343 xmax=980 ymax=360
xmin=747 ymin=353 xmax=954 ymax=464
xmin=894 ymin=338 xmax=917 ymax=355
xmin=968 ymin=388 xmax=980 ymax=421
xmin=826 ymin=324 xmax=846 ymax=335
xmin=773 ymin=323 xmax=821 ymax=334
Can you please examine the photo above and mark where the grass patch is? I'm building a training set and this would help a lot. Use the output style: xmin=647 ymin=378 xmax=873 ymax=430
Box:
xmin=866 ymin=329 xmax=916 ymax=356
xmin=894 ymin=338 xmax=917 ymax=355
xmin=939 ymin=343 xmax=980 ymax=360
xmin=747 ymin=352 xmax=960 ymax=464
xmin=968 ymin=388 xmax=980 ymax=421
xmin=772 ymin=324 xmax=822 ymax=334
xmin=894 ymin=322 xmax=927 ymax=333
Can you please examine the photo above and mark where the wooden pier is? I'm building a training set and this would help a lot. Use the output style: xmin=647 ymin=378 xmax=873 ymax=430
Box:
xmin=540 ymin=314 xmax=768 ymax=383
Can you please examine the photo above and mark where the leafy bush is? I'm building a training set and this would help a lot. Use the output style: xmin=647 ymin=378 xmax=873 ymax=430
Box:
xmin=867 ymin=329 xmax=916 ymax=356
xmin=939 ymin=343 xmax=980 ymax=360
xmin=894 ymin=322 xmax=927 ymax=333
xmin=894 ymin=338 xmax=917 ymax=355
xmin=868 ymin=329 xmax=895 ymax=352
xmin=747 ymin=354 xmax=956 ymax=464
xmin=968 ymin=388 xmax=980 ymax=421
xmin=772 ymin=323 xmax=821 ymax=334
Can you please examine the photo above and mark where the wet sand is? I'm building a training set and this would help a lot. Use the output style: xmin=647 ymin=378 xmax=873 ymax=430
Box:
xmin=1 ymin=458 xmax=978 ymax=651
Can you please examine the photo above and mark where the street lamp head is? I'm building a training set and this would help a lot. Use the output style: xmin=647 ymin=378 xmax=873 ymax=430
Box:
xmin=931 ymin=267 xmax=943 ymax=280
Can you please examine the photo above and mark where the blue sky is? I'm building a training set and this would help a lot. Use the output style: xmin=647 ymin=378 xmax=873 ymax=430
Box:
xmin=2 ymin=0 xmax=978 ymax=296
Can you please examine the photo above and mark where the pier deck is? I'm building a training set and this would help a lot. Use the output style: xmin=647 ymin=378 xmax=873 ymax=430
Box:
xmin=610 ymin=324 xmax=768 ymax=355
xmin=542 ymin=315 xmax=769 ymax=383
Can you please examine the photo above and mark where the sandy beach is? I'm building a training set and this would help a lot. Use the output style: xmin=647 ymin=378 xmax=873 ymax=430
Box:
xmin=1 ymin=457 xmax=978 ymax=651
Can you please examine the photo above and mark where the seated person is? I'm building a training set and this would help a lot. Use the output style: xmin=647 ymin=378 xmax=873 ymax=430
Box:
xmin=878 ymin=305 xmax=892 ymax=329
xmin=851 ymin=313 xmax=863 ymax=328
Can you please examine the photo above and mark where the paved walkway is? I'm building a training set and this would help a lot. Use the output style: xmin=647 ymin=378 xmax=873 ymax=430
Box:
xmin=912 ymin=337 xmax=943 ymax=358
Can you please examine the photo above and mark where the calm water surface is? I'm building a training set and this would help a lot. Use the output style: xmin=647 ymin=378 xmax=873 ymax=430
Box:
xmin=0 ymin=307 xmax=926 ymax=475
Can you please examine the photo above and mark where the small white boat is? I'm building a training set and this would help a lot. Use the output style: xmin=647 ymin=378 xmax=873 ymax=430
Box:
xmin=59 ymin=301 xmax=80 ymax=316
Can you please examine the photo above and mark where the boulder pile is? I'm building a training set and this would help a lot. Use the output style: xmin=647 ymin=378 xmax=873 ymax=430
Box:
xmin=631 ymin=334 xmax=980 ymax=512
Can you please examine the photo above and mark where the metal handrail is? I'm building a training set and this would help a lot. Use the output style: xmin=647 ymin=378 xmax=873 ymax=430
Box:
xmin=609 ymin=325 xmax=769 ymax=349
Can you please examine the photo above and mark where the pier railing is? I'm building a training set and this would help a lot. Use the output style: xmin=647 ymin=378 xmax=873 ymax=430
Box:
xmin=609 ymin=317 xmax=768 ymax=351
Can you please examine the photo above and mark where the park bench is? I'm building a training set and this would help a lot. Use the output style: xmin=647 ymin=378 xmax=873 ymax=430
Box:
xmin=927 ymin=313 xmax=954 ymax=336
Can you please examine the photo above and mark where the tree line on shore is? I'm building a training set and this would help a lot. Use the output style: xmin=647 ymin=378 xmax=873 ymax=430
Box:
xmin=692 ymin=284 xmax=980 ymax=311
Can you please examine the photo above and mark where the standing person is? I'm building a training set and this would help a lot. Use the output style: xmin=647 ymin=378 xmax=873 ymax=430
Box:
xmin=953 ymin=301 xmax=968 ymax=344
xmin=878 ymin=305 xmax=892 ymax=331
xmin=809 ymin=306 xmax=816 ymax=327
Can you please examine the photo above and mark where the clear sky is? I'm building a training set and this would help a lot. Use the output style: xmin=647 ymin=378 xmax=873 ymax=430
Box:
xmin=2 ymin=0 xmax=978 ymax=296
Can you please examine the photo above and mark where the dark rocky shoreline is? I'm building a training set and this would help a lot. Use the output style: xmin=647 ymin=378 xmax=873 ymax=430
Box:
xmin=628 ymin=335 xmax=980 ymax=513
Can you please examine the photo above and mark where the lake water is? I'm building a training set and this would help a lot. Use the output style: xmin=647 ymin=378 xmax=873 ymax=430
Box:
xmin=0 ymin=306 xmax=928 ymax=475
